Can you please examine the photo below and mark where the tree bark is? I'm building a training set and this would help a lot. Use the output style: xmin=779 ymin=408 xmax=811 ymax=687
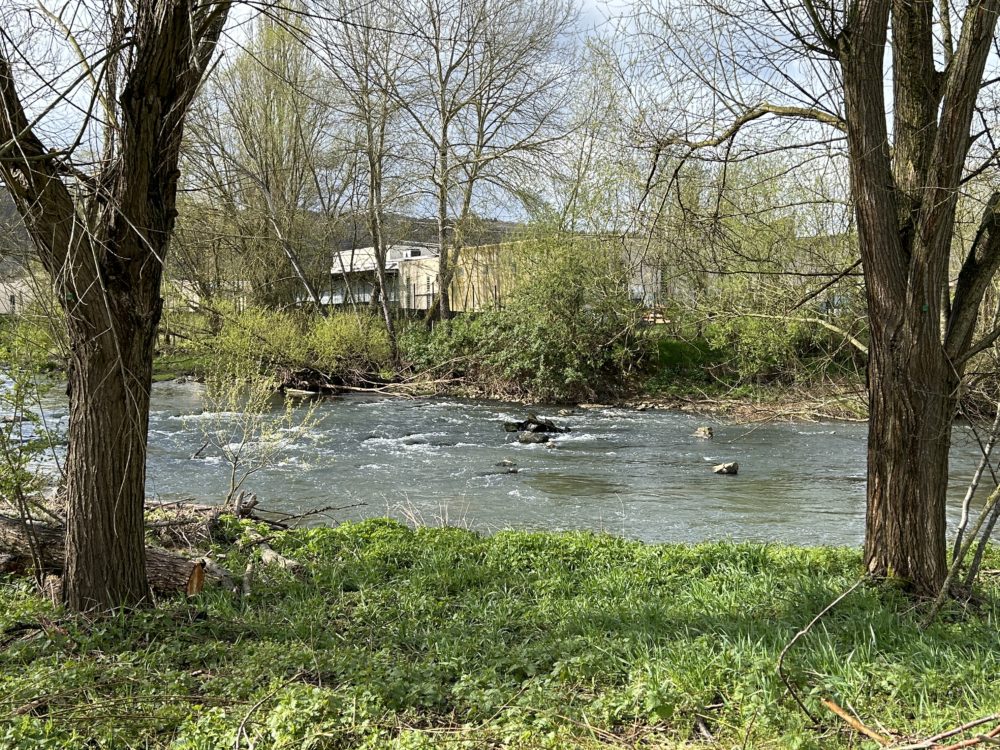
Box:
xmin=433 ymin=127 xmax=453 ymax=322
xmin=61 ymin=275 xmax=162 ymax=610
xmin=367 ymin=139 xmax=399 ymax=361
xmin=833 ymin=0 xmax=1000 ymax=595
xmin=838 ymin=0 xmax=954 ymax=595
xmin=863 ymin=319 xmax=955 ymax=591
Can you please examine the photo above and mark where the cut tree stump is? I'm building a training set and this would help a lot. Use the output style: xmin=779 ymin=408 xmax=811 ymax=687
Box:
xmin=0 ymin=515 xmax=233 ymax=593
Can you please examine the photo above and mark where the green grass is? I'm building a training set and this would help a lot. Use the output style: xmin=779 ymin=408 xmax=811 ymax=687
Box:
xmin=1 ymin=520 xmax=999 ymax=748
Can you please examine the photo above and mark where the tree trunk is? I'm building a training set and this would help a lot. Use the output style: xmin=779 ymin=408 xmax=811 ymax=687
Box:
xmin=0 ymin=1 xmax=231 ymax=612
xmin=863 ymin=312 xmax=955 ymax=594
xmin=838 ymin=2 xmax=957 ymax=596
xmin=367 ymin=155 xmax=399 ymax=362
xmin=432 ymin=129 xmax=453 ymax=322
xmin=61 ymin=273 xmax=162 ymax=610
xmin=436 ymin=252 xmax=453 ymax=322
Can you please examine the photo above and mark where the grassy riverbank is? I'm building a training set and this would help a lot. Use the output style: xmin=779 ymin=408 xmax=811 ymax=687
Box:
xmin=2 ymin=520 xmax=999 ymax=748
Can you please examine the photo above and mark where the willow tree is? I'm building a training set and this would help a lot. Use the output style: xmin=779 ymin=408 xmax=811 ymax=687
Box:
xmin=0 ymin=0 xmax=231 ymax=610
xmin=634 ymin=0 xmax=1000 ymax=593
xmin=389 ymin=0 xmax=577 ymax=320
xmin=182 ymin=9 xmax=344 ymax=311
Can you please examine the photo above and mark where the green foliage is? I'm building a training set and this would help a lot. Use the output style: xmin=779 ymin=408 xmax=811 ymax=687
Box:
xmin=642 ymin=332 xmax=719 ymax=391
xmin=691 ymin=273 xmax=866 ymax=385
xmin=2 ymin=523 xmax=999 ymax=747
xmin=197 ymin=361 xmax=319 ymax=504
xmin=308 ymin=312 xmax=391 ymax=374
xmin=0 ymin=318 xmax=58 ymax=521
xmin=398 ymin=316 xmax=485 ymax=374
xmin=209 ymin=303 xmax=311 ymax=369
xmin=482 ymin=245 xmax=648 ymax=401
xmin=399 ymin=240 xmax=652 ymax=402
xmin=0 ymin=309 xmax=63 ymax=372
xmin=704 ymin=315 xmax=814 ymax=382
xmin=194 ymin=305 xmax=393 ymax=380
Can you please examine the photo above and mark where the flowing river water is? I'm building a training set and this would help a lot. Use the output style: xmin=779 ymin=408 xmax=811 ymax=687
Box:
xmin=21 ymin=381 xmax=995 ymax=546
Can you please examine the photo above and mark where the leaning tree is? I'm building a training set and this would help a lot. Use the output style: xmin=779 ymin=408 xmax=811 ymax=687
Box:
xmin=631 ymin=0 xmax=1000 ymax=593
xmin=0 ymin=1 xmax=231 ymax=610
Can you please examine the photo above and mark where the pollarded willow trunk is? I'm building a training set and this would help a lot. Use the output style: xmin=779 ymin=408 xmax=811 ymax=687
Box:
xmin=0 ymin=2 xmax=231 ymax=612
xmin=62 ymin=265 xmax=164 ymax=611
xmin=863 ymin=314 xmax=956 ymax=594
xmin=837 ymin=0 xmax=968 ymax=597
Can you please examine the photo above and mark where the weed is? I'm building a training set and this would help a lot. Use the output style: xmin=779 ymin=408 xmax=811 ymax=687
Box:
xmin=1 ymin=522 xmax=998 ymax=747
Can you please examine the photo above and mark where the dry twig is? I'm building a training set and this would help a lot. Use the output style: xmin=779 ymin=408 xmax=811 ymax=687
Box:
xmin=822 ymin=698 xmax=888 ymax=745
xmin=777 ymin=578 xmax=865 ymax=723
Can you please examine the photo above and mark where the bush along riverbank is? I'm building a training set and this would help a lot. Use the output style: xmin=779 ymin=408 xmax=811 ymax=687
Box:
xmin=143 ymin=239 xmax=866 ymax=408
xmin=2 ymin=518 xmax=1000 ymax=748
xmin=151 ymin=300 xmax=871 ymax=416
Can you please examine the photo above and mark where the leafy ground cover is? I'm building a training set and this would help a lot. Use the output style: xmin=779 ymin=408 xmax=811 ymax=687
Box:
xmin=1 ymin=520 xmax=998 ymax=748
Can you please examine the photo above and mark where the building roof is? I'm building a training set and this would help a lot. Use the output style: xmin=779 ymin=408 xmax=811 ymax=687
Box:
xmin=331 ymin=243 xmax=438 ymax=275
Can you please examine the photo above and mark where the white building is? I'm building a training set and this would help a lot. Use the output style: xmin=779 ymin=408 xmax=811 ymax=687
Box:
xmin=329 ymin=243 xmax=439 ymax=308
xmin=0 ymin=277 xmax=34 ymax=316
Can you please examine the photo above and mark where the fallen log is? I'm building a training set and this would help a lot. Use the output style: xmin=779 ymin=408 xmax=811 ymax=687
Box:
xmin=0 ymin=514 xmax=233 ymax=594
xmin=244 ymin=529 xmax=301 ymax=572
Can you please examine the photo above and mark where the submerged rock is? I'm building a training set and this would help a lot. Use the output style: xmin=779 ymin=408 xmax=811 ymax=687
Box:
xmin=481 ymin=467 xmax=519 ymax=476
xmin=518 ymin=432 xmax=550 ymax=444
xmin=692 ymin=426 xmax=714 ymax=439
xmin=712 ymin=462 xmax=739 ymax=475
xmin=496 ymin=459 xmax=517 ymax=467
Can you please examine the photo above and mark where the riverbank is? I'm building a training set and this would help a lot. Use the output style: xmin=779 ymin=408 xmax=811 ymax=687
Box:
xmin=148 ymin=301 xmax=871 ymax=423
xmin=2 ymin=519 xmax=999 ymax=748
xmin=152 ymin=348 xmax=870 ymax=423
xmin=630 ymin=381 xmax=869 ymax=422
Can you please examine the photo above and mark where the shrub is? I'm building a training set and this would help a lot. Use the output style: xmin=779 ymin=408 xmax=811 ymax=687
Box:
xmin=399 ymin=240 xmax=651 ymax=401
xmin=703 ymin=315 xmax=844 ymax=383
xmin=398 ymin=316 xmax=484 ymax=375
xmin=210 ymin=304 xmax=310 ymax=368
xmin=204 ymin=305 xmax=392 ymax=380
xmin=308 ymin=313 xmax=391 ymax=375
xmin=478 ymin=240 xmax=650 ymax=402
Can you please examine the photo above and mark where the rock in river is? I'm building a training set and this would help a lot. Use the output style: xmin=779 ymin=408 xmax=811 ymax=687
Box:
xmin=518 ymin=432 xmax=551 ymax=444
xmin=692 ymin=426 xmax=714 ymax=439
xmin=712 ymin=462 xmax=739 ymax=475
xmin=503 ymin=414 xmax=569 ymax=434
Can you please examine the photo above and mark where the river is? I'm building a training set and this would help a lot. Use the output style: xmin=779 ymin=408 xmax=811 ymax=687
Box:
xmin=11 ymin=380 xmax=990 ymax=545
xmin=21 ymin=381 xmax=990 ymax=547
